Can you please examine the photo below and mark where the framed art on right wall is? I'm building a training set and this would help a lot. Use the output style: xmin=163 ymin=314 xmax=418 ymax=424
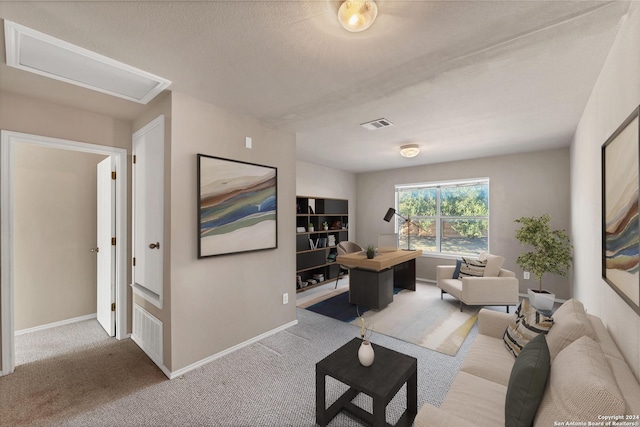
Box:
xmin=602 ymin=105 xmax=640 ymax=315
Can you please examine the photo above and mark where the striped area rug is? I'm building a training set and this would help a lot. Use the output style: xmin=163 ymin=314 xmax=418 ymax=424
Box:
xmin=303 ymin=282 xmax=480 ymax=356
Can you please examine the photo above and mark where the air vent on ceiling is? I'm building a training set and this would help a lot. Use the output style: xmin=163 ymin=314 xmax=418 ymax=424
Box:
xmin=360 ymin=118 xmax=394 ymax=131
xmin=4 ymin=20 xmax=171 ymax=104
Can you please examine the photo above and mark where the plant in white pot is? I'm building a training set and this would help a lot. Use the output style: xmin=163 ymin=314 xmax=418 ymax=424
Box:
xmin=514 ymin=214 xmax=572 ymax=311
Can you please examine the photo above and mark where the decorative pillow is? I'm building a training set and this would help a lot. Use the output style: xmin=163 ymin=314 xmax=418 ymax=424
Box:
xmin=452 ymin=259 xmax=462 ymax=279
xmin=481 ymin=252 xmax=505 ymax=277
xmin=504 ymin=300 xmax=554 ymax=357
xmin=505 ymin=334 xmax=551 ymax=427
xmin=534 ymin=336 xmax=625 ymax=426
xmin=458 ymin=257 xmax=487 ymax=278
xmin=544 ymin=298 xmax=597 ymax=360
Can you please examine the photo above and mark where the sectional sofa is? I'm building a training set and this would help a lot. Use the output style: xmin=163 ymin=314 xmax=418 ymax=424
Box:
xmin=414 ymin=299 xmax=640 ymax=426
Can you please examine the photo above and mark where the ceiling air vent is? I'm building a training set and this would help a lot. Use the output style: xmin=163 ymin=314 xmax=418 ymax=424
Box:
xmin=4 ymin=20 xmax=171 ymax=104
xmin=360 ymin=118 xmax=394 ymax=131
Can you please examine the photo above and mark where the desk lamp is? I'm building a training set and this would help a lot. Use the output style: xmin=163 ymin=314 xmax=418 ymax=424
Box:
xmin=383 ymin=208 xmax=414 ymax=251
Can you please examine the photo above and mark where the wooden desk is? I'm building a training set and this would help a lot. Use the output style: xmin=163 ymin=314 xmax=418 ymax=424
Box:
xmin=337 ymin=250 xmax=422 ymax=310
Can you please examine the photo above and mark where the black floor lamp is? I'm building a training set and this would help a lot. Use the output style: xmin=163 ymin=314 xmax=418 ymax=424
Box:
xmin=383 ymin=208 xmax=415 ymax=251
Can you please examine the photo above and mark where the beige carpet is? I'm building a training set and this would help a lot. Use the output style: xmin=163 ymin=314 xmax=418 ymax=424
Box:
xmin=305 ymin=282 xmax=481 ymax=356
xmin=1 ymin=312 xmax=475 ymax=427
xmin=1 ymin=331 xmax=166 ymax=427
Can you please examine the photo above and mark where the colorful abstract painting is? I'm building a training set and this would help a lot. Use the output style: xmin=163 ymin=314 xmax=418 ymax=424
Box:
xmin=198 ymin=155 xmax=277 ymax=257
xmin=602 ymin=107 xmax=640 ymax=315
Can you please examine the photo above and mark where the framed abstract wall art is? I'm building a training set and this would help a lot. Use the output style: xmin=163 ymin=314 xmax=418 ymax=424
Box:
xmin=602 ymin=106 xmax=640 ymax=315
xmin=197 ymin=154 xmax=277 ymax=258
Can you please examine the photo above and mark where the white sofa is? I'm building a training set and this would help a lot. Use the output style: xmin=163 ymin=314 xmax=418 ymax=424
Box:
xmin=437 ymin=264 xmax=519 ymax=312
xmin=414 ymin=299 xmax=640 ymax=426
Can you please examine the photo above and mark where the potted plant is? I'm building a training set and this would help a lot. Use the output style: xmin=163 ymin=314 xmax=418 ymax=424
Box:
xmin=308 ymin=223 xmax=314 ymax=232
xmin=323 ymin=221 xmax=328 ymax=230
xmin=514 ymin=214 xmax=572 ymax=311
xmin=366 ymin=245 xmax=376 ymax=259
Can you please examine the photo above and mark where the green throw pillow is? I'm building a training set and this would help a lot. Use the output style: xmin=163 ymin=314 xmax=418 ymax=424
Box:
xmin=505 ymin=333 xmax=551 ymax=427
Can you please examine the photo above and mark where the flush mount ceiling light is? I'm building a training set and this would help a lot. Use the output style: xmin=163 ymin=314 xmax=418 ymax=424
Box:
xmin=400 ymin=144 xmax=420 ymax=158
xmin=338 ymin=0 xmax=378 ymax=32
xmin=4 ymin=20 xmax=171 ymax=104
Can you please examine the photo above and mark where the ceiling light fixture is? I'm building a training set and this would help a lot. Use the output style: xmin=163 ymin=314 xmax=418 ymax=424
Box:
xmin=338 ymin=0 xmax=378 ymax=32
xmin=400 ymin=144 xmax=420 ymax=158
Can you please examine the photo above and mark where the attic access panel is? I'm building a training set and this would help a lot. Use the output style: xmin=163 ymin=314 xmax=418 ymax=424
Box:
xmin=4 ymin=20 xmax=171 ymax=104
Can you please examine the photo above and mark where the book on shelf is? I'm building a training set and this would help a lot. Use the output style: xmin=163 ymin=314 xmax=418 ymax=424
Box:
xmin=309 ymin=238 xmax=325 ymax=249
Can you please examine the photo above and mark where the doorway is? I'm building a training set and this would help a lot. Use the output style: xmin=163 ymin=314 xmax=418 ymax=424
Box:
xmin=0 ymin=130 xmax=128 ymax=376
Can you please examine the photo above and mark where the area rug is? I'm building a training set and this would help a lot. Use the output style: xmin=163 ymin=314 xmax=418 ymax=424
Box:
xmin=303 ymin=287 xmax=403 ymax=322
xmin=302 ymin=283 xmax=480 ymax=356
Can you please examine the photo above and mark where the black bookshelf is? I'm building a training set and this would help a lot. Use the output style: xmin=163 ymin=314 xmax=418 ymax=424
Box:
xmin=296 ymin=196 xmax=349 ymax=292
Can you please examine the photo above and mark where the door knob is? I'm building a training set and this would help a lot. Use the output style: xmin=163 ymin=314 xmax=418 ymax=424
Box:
xmin=149 ymin=242 xmax=160 ymax=249
xmin=90 ymin=247 xmax=100 ymax=253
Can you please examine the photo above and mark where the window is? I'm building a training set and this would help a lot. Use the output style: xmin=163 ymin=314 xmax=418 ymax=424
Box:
xmin=395 ymin=178 xmax=489 ymax=255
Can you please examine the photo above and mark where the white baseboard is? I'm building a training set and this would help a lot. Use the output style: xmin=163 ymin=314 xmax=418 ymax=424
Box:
xmin=165 ymin=319 xmax=299 ymax=380
xmin=15 ymin=313 xmax=97 ymax=336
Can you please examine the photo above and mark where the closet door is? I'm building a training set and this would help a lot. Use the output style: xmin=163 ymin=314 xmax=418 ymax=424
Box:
xmin=132 ymin=115 xmax=164 ymax=308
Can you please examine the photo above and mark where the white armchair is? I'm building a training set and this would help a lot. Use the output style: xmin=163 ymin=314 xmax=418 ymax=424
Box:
xmin=437 ymin=264 xmax=519 ymax=313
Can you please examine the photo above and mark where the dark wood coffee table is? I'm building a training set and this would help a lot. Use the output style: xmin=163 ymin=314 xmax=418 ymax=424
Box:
xmin=315 ymin=338 xmax=417 ymax=427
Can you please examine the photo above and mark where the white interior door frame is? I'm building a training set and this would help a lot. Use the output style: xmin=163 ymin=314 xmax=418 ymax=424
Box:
xmin=0 ymin=130 xmax=128 ymax=377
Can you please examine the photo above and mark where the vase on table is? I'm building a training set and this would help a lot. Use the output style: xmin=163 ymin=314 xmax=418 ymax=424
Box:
xmin=358 ymin=340 xmax=375 ymax=367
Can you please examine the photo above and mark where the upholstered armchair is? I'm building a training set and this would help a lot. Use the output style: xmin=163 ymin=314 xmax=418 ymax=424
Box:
xmin=437 ymin=253 xmax=519 ymax=312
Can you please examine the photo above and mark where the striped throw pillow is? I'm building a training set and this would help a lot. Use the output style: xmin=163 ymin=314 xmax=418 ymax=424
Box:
xmin=504 ymin=299 xmax=554 ymax=357
xmin=458 ymin=257 xmax=487 ymax=278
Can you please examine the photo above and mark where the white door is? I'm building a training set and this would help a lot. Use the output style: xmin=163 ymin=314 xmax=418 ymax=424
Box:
xmin=96 ymin=157 xmax=116 ymax=336
xmin=132 ymin=116 xmax=164 ymax=307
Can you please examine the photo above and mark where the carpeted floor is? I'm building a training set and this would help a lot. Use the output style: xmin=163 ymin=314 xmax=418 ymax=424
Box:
xmin=1 ymin=308 xmax=477 ymax=426
xmin=302 ymin=282 xmax=480 ymax=356
xmin=5 ymin=322 xmax=166 ymax=427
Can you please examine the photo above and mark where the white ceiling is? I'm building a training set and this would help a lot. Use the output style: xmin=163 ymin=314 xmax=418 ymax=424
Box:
xmin=0 ymin=1 xmax=631 ymax=173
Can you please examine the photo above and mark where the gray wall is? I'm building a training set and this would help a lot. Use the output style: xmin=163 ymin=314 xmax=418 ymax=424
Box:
xmin=168 ymin=92 xmax=297 ymax=371
xmin=571 ymin=2 xmax=640 ymax=380
xmin=14 ymin=145 xmax=107 ymax=330
xmin=356 ymin=148 xmax=571 ymax=298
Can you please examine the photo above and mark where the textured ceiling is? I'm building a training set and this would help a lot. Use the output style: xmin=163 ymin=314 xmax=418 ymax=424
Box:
xmin=0 ymin=1 xmax=631 ymax=172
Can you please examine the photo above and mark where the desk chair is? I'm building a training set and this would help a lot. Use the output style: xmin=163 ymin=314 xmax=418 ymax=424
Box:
xmin=334 ymin=241 xmax=364 ymax=289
